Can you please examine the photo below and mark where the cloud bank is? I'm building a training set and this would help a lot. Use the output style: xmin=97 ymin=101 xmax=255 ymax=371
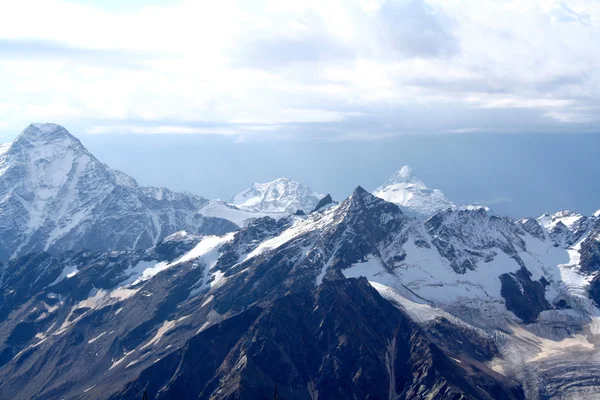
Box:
xmin=0 ymin=0 xmax=599 ymax=138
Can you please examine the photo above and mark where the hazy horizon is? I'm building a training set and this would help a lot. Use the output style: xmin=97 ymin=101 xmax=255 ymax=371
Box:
xmin=4 ymin=123 xmax=598 ymax=219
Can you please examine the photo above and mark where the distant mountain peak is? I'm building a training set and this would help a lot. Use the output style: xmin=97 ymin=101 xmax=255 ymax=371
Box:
xmin=231 ymin=178 xmax=323 ymax=213
xmin=373 ymin=166 xmax=454 ymax=217
xmin=382 ymin=165 xmax=425 ymax=187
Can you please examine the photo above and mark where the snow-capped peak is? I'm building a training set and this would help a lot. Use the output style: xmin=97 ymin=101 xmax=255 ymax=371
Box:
xmin=537 ymin=210 xmax=584 ymax=230
xmin=382 ymin=165 xmax=425 ymax=187
xmin=3 ymin=124 xmax=96 ymax=207
xmin=27 ymin=123 xmax=70 ymax=135
xmin=231 ymin=177 xmax=323 ymax=213
xmin=373 ymin=165 xmax=454 ymax=217
xmin=0 ymin=123 xmax=232 ymax=260
xmin=536 ymin=209 xmax=592 ymax=248
xmin=6 ymin=123 xmax=91 ymax=174
xmin=15 ymin=123 xmax=83 ymax=148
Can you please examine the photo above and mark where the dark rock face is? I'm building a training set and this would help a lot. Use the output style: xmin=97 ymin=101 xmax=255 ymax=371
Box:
xmin=579 ymin=221 xmax=600 ymax=274
xmin=424 ymin=317 xmax=500 ymax=363
xmin=589 ymin=274 xmax=600 ymax=308
xmin=554 ymin=298 xmax=571 ymax=310
xmin=215 ymin=216 xmax=293 ymax=271
xmin=311 ymin=194 xmax=334 ymax=212
xmin=149 ymin=232 xmax=203 ymax=261
xmin=500 ymin=266 xmax=551 ymax=323
xmin=0 ymin=231 xmax=204 ymax=326
xmin=518 ymin=218 xmax=546 ymax=241
xmin=0 ymin=251 xmax=95 ymax=322
xmin=113 ymin=279 xmax=524 ymax=400
xmin=0 ymin=241 xmax=212 ymax=399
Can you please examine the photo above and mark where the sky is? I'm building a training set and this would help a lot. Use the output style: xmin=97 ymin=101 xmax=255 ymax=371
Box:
xmin=0 ymin=0 xmax=599 ymax=216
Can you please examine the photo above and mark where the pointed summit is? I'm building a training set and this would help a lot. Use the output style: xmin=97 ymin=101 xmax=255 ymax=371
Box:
xmin=0 ymin=124 xmax=235 ymax=259
xmin=342 ymin=185 xmax=403 ymax=217
xmin=374 ymin=166 xmax=454 ymax=217
xmin=382 ymin=165 xmax=424 ymax=187
xmin=8 ymin=123 xmax=89 ymax=165
xmin=15 ymin=123 xmax=82 ymax=147
xmin=352 ymin=185 xmax=369 ymax=196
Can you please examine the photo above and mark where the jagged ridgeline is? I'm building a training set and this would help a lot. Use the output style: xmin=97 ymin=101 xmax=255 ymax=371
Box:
xmin=0 ymin=124 xmax=599 ymax=399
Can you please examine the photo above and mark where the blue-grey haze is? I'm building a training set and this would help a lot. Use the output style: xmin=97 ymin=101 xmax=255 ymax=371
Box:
xmin=72 ymin=132 xmax=600 ymax=218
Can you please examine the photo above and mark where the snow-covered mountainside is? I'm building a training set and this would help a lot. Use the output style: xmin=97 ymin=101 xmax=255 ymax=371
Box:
xmin=373 ymin=165 xmax=455 ymax=217
xmin=1 ymin=182 xmax=599 ymax=398
xmin=0 ymin=124 xmax=237 ymax=260
xmin=231 ymin=177 xmax=323 ymax=213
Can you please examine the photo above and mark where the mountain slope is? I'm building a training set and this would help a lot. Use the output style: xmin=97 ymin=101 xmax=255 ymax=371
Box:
xmin=114 ymin=278 xmax=524 ymax=400
xmin=0 ymin=232 xmax=523 ymax=400
xmin=373 ymin=165 xmax=455 ymax=217
xmin=0 ymin=124 xmax=237 ymax=260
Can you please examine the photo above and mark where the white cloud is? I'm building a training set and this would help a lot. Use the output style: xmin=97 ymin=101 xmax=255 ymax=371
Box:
xmin=86 ymin=125 xmax=241 ymax=135
xmin=0 ymin=0 xmax=598 ymax=137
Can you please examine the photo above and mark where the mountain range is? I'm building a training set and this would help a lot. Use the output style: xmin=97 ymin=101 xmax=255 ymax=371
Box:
xmin=0 ymin=124 xmax=599 ymax=399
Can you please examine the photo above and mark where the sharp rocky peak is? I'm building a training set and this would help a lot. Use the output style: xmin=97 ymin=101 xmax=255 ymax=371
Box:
xmin=341 ymin=185 xmax=404 ymax=217
xmin=352 ymin=185 xmax=369 ymax=196
xmin=348 ymin=185 xmax=378 ymax=205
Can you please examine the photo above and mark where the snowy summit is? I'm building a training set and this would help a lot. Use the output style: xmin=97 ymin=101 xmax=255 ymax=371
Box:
xmin=231 ymin=177 xmax=323 ymax=213
xmin=373 ymin=165 xmax=454 ymax=217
